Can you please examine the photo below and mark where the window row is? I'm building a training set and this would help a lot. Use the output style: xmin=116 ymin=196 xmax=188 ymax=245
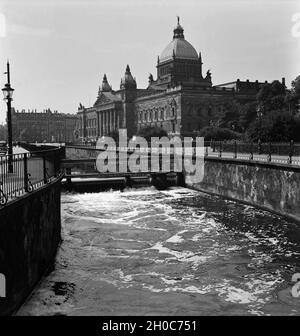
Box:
xmin=138 ymin=106 xmax=176 ymax=123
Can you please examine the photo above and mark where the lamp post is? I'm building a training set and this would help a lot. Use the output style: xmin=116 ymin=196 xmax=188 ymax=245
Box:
xmin=2 ymin=61 xmax=14 ymax=173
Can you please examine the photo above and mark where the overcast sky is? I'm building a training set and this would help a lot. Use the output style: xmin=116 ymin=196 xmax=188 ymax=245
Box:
xmin=0 ymin=0 xmax=299 ymax=124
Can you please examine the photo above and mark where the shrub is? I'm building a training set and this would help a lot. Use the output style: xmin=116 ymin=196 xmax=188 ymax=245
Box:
xmin=198 ymin=126 xmax=242 ymax=141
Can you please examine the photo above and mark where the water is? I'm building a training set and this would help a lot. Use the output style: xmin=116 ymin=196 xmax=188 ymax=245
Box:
xmin=18 ymin=187 xmax=300 ymax=316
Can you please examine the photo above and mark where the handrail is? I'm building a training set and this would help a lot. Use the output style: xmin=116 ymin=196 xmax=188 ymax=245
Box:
xmin=65 ymin=140 xmax=300 ymax=168
xmin=0 ymin=147 xmax=64 ymax=206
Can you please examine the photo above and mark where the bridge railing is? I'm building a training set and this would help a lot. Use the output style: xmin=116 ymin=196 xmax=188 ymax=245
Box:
xmin=64 ymin=140 xmax=300 ymax=172
xmin=206 ymin=140 xmax=300 ymax=165
xmin=0 ymin=147 xmax=64 ymax=206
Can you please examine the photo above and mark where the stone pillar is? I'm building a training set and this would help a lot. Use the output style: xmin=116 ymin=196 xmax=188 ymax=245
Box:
xmin=100 ymin=113 xmax=102 ymax=136
xmin=96 ymin=112 xmax=100 ymax=137
xmin=113 ymin=110 xmax=116 ymax=131
xmin=102 ymin=112 xmax=104 ymax=136
xmin=106 ymin=110 xmax=109 ymax=134
xmin=111 ymin=109 xmax=114 ymax=132
xmin=103 ymin=112 xmax=106 ymax=136
xmin=107 ymin=111 xmax=110 ymax=134
xmin=116 ymin=110 xmax=119 ymax=129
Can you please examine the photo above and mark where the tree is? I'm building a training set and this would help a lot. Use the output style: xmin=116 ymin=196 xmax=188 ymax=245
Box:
xmin=238 ymin=101 xmax=257 ymax=131
xmin=291 ymin=75 xmax=300 ymax=99
xmin=0 ymin=125 xmax=7 ymax=141
xmin=218 ymin=101 xmax=241 ymax=130
xmin=199 ymin=126 xmax=241 ymax=141
xmin=256 ymin=80 xmax=286 ymax=112
xmin=246 ymin=111 xmax=300 ymax=142
xmin=137 ymin=126 xmax=168 ymax=142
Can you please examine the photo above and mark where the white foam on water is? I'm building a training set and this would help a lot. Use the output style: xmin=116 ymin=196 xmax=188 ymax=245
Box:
xmin=161 ymin=277 xmax=178 ymax=285
xmin=160 ymin=187 xmax=199 ymax=199
xmin=149 ymin=242 xmax=210 ymax=267
xmin=216 ymin=273 xmax=282 ymax=307
xmin=226 ymin=245 xmax=242 ymax=252
xmin=191 ymin=233 xmax=202 ymax=242
xmin=166 ymin=230 xmax=187 ymax=243
xmin=267 ymin=238 xmax=279 ymax=245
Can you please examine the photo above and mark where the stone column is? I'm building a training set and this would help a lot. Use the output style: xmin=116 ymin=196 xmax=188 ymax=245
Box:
xmin=113 ymin=110 xmax=116 ymax=131
xmin=103 ymin=111 xmax=106 ymax=136
xmin=107 ymin=111 xmax=110 ymax=134
xmin=111 ymin=109 xmax=114 ymax=132
xmin=116 ymin=110 xmax=119 ymax=129
xmin=106 ymin=110 xmax=109 ymax=134
xmin=96 ymin=112 xmax=100 ymax=137
xmin=100 ymin=112 xmax=103 ymax=137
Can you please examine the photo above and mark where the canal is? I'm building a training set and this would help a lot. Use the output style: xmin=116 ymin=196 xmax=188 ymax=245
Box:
xmin=18 ymin=187 xmax=300 ymax=316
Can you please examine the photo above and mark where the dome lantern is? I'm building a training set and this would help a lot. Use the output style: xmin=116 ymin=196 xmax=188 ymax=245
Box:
xmin=173 ymin=16 xmax=184 ymax=39
xmin=159 ymin=17 xmax=199 ymax=63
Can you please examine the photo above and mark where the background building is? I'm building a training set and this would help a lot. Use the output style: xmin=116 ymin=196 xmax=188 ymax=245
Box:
xmin=11 ymin=108 xmax=78 ymax=143
xmin=76 ymin=19 xmax=285 ymax=141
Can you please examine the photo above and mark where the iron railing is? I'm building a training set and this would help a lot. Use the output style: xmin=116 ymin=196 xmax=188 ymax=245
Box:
xmin=64 ymin=140 xmax=300 ymax=167
xmin=204 ymin=140 xmax=300 ymax=165
xmin=0 ymin=147 xmax=64 ymax=206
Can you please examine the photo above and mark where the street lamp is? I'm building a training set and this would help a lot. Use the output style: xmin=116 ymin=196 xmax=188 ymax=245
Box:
xmin=2 ymin=61 xmax=14 ymax=173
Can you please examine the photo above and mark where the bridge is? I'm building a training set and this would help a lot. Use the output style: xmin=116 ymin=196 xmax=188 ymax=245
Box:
xmin=1 ymin=140 xmax=299 ymax=204
xmin=59 ymin=140 xmax=300 ymax=191
xmin=61 ymin=145 xmax=186 ymax=190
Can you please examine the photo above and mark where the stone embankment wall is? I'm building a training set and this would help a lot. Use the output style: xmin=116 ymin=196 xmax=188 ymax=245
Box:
xmin=185 ymin=158 xmax=300 ymax=222
xmin=0 ymin=178 xmax=62 ymax=315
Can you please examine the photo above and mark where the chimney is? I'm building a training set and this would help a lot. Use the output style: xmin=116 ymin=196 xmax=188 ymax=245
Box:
xmin=282 ymin=77 xmax=286 ymax=87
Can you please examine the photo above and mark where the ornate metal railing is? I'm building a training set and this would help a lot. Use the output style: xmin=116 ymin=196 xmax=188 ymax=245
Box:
xmin=0 ymin=147 xmax=64 ymax=206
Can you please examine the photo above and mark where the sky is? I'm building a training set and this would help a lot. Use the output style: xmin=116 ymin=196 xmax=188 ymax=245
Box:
xmin=0 ymin=0 xmax=299 ymax=124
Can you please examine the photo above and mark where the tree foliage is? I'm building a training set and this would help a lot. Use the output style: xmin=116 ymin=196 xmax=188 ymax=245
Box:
xmin=246 ymin=111 xmax=300 ymax=142
xmin=256 ymin=80 xmax=286 ymax=112
xmin=199 ymin=126 xmax=242 ymax=141
xmin=137 ymin=126 xmax=168 ymax=142
xmin=0 ymin=125 xmax=7 ymax=141
xmin=291 ymin=75 xmax=300 ymax=99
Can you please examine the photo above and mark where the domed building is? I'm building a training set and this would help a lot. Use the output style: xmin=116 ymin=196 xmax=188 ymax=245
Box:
xmin=76 ymin=18 xmax=281 ymax=141
xmin=154 ymin=17 xmax=211 ymax=88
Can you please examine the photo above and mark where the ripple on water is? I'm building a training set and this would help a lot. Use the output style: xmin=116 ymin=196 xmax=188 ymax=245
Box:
xmin=17 ymin=187 xmax=300 ymax=316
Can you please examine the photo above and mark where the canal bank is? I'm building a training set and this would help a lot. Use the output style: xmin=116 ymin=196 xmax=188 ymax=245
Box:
xmin=185 ymin=157 xmax=300 ymax=223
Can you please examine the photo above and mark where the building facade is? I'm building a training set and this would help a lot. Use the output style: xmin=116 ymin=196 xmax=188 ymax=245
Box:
xmin=76 ymin=18 xmax=285 ymax=141
xmin=11 ymin=108 xmax=78 ymax=143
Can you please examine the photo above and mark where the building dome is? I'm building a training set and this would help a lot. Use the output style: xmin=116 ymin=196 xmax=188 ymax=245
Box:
xmin=159 ymin=17 xmax=199 ymax=63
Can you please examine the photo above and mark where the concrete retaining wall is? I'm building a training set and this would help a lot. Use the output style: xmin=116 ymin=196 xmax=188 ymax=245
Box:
xmin=0 ymin=178 xmax=62 ymax=315
xmin=185 ymin=158 xmax=300 ymax=222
